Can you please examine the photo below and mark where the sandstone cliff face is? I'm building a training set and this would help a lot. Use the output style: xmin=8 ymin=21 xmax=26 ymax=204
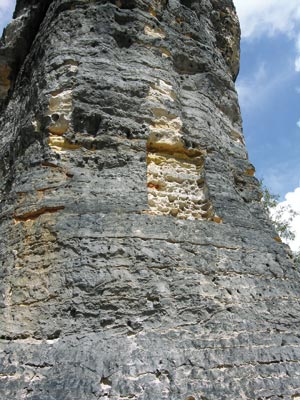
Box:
xmin=0 ymin=1 xmax=300 ymax=399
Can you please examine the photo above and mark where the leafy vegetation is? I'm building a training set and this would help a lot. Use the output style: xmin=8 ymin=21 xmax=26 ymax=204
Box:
xmin=259 ymin=179 xmax=299 ymax=266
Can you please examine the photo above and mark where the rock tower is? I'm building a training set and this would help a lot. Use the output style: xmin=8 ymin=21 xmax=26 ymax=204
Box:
xmin=1 ymin=0 xmax=300 ymax=399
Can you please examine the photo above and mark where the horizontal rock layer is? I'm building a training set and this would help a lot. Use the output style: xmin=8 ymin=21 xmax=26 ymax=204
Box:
xmin=0 ymin=0 xmax=299 ymax=399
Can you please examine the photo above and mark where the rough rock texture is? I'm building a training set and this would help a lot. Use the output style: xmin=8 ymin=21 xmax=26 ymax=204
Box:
xmin=0 ymin=1 xmax=300 ymax=399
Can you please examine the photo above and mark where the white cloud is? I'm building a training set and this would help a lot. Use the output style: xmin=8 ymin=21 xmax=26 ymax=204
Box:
xmin=297 ymin=119 xmax=300 ymax=129
xmin=295 ymin=57 xmax=300 ymax=72
xmin=234 ymin=0 xmax=300 ymax=73
xmin=276 ymin=187 xmax=300 ymax=252
xmin=236 ymin=61 xmax=290 ymax=110
xmin=236 ymin=62 xmax=266 ymax=109
xmin=0 ymin=0 xmax=13 ymax=10
xmin=0 ymin=0 xmax=15 ymax=34
xmin=254 ymin=62 xmax=266 ymax=81
xmin=234 ymin=0 xmax=300 ymax=38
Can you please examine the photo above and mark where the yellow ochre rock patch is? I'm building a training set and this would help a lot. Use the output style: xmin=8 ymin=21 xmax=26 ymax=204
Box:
xmin=144 ymin=25 xmax=165 ymax=39
xmin=145 ymin=78 xmax=220 ymax=221
xmin=48 ymin=89 xmax=73 ymax=135
xmin=48 ymin=135 xmax=80 ymax=152
xmin=14 ymin=206 xmax=65 ymax=223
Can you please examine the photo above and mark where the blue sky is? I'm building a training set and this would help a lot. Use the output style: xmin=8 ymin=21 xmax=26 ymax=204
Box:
xmin=0 ymin=0 xmax=14 ymax=33
xmin=234 ymin=0 xmax=300 ymax=251
xmin=0 ymin=0 xmax=299 ymax=250
xmin=238 ymin=35 xmax=300 ymax=197
xmin=235 ymin=0 xmax=300 ymax=199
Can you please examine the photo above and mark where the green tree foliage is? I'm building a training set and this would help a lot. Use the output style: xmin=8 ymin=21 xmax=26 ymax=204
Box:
xmin=259 ymin=179 xmax=299 ymax=267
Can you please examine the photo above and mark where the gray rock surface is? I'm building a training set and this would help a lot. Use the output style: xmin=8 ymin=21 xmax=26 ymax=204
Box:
xmin=0 ymin=0 xmax=300 ymax=399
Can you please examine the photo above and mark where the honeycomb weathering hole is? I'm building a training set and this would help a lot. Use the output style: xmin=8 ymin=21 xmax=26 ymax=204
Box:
xmin=146 ymin=143 xmax=217 ymax=221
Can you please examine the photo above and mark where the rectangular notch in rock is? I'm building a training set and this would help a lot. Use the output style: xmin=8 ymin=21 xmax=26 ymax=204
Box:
xmin=147 ymin=145 xmax=215 ymax=220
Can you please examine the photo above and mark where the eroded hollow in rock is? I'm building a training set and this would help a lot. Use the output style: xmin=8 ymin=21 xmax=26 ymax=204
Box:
xmin=145 ymin=78 xmax=217 ymax=221
xmin=146 ymin=141 xmax=215 ymax=220
xmin=180 ymin=0 xmax=193 ymax=8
